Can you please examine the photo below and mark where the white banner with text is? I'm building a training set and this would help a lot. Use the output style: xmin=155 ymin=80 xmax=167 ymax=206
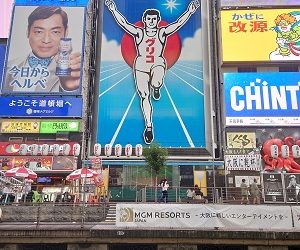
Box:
xmin=116 ymin=204 xmax=293 ymax=230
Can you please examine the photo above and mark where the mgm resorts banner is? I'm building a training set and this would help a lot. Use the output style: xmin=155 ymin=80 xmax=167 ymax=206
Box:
xmin=221 ymin=9 xmax=300 ymax=62
xmin=224 ymin=72 xmax=300 ymax=126
xmin=116 ymin=204 xmax=294 ymax=230
xmin=2 ymin=4 xmax=86 ymax=95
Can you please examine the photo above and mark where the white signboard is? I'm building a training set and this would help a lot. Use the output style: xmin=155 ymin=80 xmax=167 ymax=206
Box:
xmin=291 ymin=206 xmax=300 ymax=229
xmin=116 ymin=204 xmax=293 ymax=230
xmin=224 ymin=154 xmax=262 ymax=171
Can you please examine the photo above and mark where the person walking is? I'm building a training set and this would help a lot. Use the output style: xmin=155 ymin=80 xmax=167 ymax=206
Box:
xmin=159 ymin=179 xmax=169 ymax=203
xmin=249 ymin=178 xmax=260 ymax=204
xmin=240 ymin=179 xmax=249 ymax=204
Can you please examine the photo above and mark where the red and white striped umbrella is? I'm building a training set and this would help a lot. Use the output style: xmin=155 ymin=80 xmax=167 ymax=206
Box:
xmin=66 ymin=168 xmax=100 ymax=181
xmin=5 ymin=167 xmax=37 ymax=179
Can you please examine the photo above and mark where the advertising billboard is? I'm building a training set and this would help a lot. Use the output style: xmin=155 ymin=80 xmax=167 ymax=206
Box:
xmin=284 ymin=173 xmax=300 ymax=203
xmin=0 ymin=141 xmax=78 ymax=156
xmin=0 ymin=0 xmax=14 ymax=38
xmin=221 ymin=0 xmax=300 ymax=7
xmin=40 ymin=120 xmax=80 ymax=133
xmin=97 ymin=0 xmax=208 ymax=148
xmin=1 ymin=120 xmax=40 ymax=133
xmin=0 ymin=96 xmax=82 ymax=117
xmin=224 ymin=73 xmax=300 ymax=126
xmin=2 ymin=5 xmax=86 ymax=95
xmin=15 ymin=0 xmax=89 ymax=6
xmin=262 ymin=173 xmax=285 ymax=203
xmin=0 ymin=155 xmax=75 ymax=171
xmin=221 ymin=9 xmax=300 ymax=62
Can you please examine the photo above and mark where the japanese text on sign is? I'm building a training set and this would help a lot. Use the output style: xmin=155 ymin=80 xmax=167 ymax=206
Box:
xmin=229 ymin=13 xmax=268 ymax=33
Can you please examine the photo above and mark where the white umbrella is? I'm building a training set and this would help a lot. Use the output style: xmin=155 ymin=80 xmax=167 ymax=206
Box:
xmin=66 ymin=168 xmax=99 ymax=181
xmin=4 ymin=166 xmax=37 ymax=180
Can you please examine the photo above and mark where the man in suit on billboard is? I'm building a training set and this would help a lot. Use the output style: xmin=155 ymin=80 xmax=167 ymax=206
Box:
xmin=4 ymin=6 xmax=81 ymax=93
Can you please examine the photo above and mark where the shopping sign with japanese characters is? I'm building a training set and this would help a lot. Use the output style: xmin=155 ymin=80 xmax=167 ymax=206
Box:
xmin=0 ymin=96 xmax=82 ymax=117
xmin=40 ymin=120 xmax=80 ymax=133
xmin=224 ymin=154 xmax=262 ymax=171
xmin=226 ymin=132 xmax=256 ymax=149
xmin=224 ymin=72 xmax=300 ymax=126
xmin=1 ymin=120 xmax=40 ymax=133
xmin=221 ymin=9 xmax=300 ymax=62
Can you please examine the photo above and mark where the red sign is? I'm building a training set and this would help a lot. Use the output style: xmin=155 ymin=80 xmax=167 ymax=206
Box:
xmin=0 ymin=142 xmax=78 ymax=156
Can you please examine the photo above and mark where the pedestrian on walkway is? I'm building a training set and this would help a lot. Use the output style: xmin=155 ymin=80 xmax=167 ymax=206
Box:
xmin=240 ymin=179 xmax=249 ymax=204
xmin=250 ymin=178 xmax=260 ymax=204
xmin=158 ymin=179 xmax=169 ymax=203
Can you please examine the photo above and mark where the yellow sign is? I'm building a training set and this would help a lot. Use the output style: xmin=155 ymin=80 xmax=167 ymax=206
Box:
xmin=1 ymin=120 xmax=40 ymax=133
xmin=226 ymin=132 xmax=256 ymax=149
xmin=221 ymin=9 xmax=300 ymax=62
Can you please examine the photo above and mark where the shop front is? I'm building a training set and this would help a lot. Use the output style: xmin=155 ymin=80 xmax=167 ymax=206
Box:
xmin=100 ymin=160 xmax=224 ymax=202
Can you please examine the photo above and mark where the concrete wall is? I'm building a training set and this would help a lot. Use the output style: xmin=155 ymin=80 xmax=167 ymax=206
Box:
xmin=68 ymin=244 xmax=108 ymax=250
xmin=0 ymin=205 xmax=106 ymax=223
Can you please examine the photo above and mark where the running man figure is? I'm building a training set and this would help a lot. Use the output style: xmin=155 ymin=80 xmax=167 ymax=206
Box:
xmin=105 ymin=0 xmax=200 ymax=144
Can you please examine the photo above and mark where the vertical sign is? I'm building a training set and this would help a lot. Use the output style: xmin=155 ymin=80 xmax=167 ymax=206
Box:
xmin=98 ymin=0 xmax=206 ymax=148
xmin=262 ymin=173 xmax=285 ymax=203
xmin=2 ymin=5 xmax=85 ymax=95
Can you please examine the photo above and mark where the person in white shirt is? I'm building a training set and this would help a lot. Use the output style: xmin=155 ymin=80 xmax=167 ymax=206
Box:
xmin=158 ymin=178 xmax=169 ymax=203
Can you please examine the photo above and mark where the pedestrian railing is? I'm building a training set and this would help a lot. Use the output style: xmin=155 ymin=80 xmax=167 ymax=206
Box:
xmin=1 ymin=184 xmax=299 ymax=206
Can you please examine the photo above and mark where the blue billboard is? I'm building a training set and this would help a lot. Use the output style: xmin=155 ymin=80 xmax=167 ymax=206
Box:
xmin=0 ymin=96 xmax=82 ymax=117
xmin=224 ymin=72 xmax=300 ymax=126
xmin=97 ymin=0 xmax=206 ymax=147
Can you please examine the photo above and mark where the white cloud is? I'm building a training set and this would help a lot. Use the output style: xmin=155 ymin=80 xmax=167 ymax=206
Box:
xmin=101 ymin=34 xmax=123 ymax=61
xmin=179 ymin=28 xmax=203 ymax=61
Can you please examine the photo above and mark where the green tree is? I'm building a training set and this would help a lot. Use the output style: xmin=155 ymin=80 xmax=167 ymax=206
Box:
xmin=143 ymin=143 xmax=168 ymax=191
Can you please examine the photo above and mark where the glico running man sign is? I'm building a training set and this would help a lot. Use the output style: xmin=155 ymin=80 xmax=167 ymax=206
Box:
xmin=97 ymin=0 xmax=209 ymax=148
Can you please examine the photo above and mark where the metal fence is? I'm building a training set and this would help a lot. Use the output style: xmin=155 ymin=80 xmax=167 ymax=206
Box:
xmin=1 ymin=184 xmax=299 ymax=206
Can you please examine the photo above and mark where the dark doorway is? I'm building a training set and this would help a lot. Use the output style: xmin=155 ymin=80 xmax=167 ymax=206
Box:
xmin=20 ymin=244 xmax=67 ymax=250
xmin=110 ymin=244 xmax=157 ymax=250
